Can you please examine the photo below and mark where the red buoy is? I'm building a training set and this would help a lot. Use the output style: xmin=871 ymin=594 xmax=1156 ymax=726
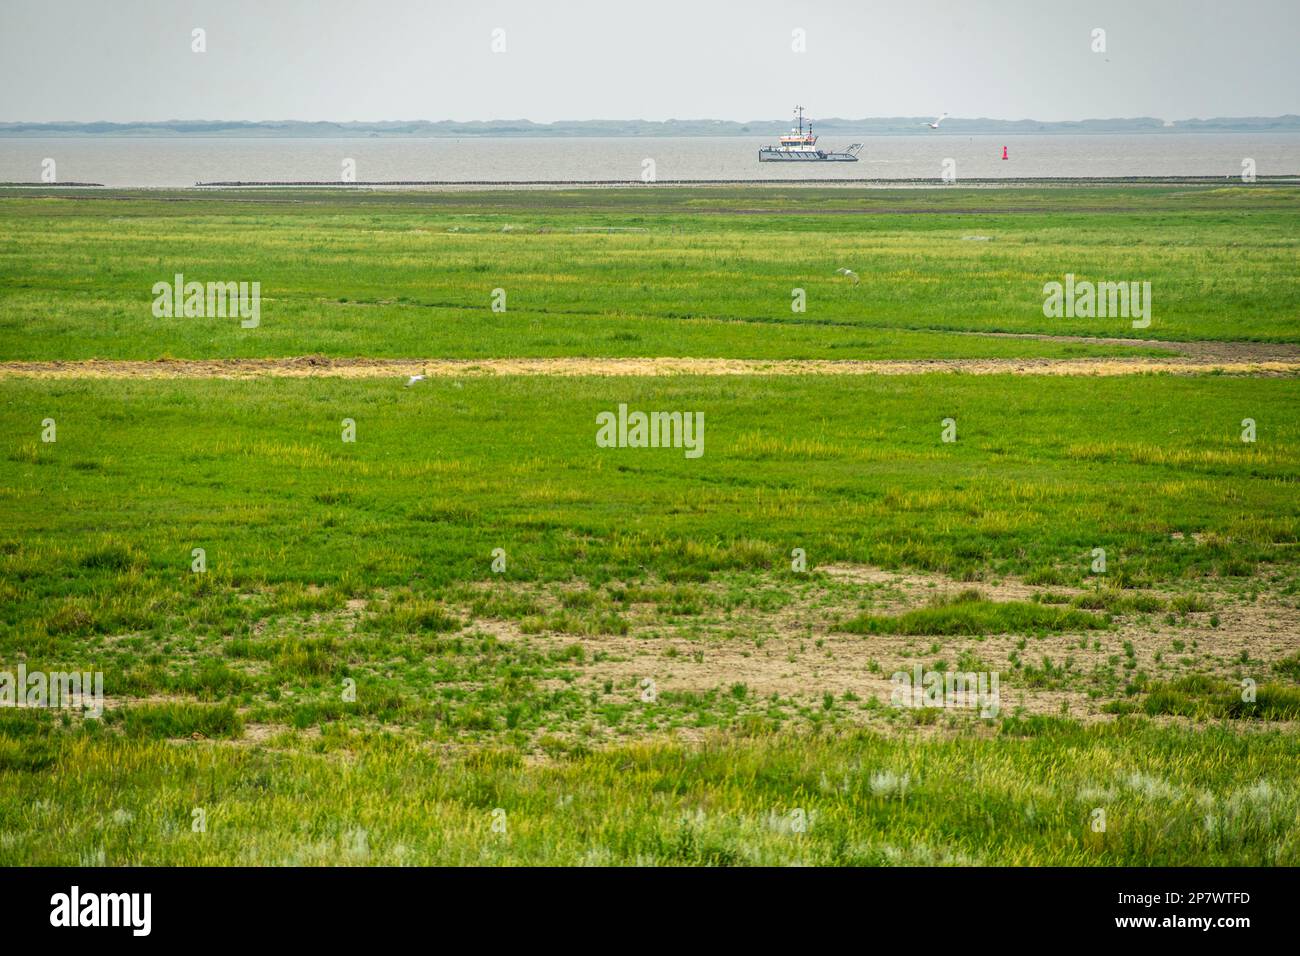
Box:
xmin=1001 ymin=146 xmax=1008 ymax=160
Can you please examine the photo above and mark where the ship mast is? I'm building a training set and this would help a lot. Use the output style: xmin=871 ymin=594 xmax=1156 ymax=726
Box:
xmin=794 ymin=105 xmax=804 ymax=135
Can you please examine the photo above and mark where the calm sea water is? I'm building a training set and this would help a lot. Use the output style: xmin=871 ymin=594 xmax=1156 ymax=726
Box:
xmin=1 ymin=132 xmax=1296 ymax=186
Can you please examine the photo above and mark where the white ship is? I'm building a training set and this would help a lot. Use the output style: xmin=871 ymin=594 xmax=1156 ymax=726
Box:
xmin=758 ymin=106 xmax=862 ymax=162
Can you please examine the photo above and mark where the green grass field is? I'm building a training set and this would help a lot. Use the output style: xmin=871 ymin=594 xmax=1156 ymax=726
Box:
xmin=1 ymin=185 xmax=1298 ymax=865
xmin=1 ymin=186 xmax=1296 ymax=360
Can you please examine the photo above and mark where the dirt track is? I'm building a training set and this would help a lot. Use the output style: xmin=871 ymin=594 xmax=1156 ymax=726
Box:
xmin=2 ymin=353 xmax=1297 ymax=380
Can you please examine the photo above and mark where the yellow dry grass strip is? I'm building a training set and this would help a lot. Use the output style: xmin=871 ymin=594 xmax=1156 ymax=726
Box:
xmin=1 ymin=357 xmax=1298 ymax=380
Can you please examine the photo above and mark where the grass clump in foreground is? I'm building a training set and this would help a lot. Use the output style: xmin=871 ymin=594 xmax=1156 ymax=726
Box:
xmin=1 ymin=719 xmax=1298 ymax=866
xmin=1143 ymin=676 xmax=1300 ymax=721
xmin=114 ymin=702 xmax=244 ymax=740
xmin=842 ymin=590 xmax=1108 ymax=636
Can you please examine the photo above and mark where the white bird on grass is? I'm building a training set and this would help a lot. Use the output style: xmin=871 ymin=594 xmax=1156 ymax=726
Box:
xmin=927 ymin=113 xmax=948 ymax=129
xmin=835 ymin=268 xmax=860 ymax=284
xmin=406 ymin=367 xmax=427 ymax=387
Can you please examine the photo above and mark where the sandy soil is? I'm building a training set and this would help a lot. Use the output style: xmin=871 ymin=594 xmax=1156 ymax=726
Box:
xmin=2 ymin=348 xmax=1298 ymax=381
xmin=459 ymin=564 xmax=1300 ymax=732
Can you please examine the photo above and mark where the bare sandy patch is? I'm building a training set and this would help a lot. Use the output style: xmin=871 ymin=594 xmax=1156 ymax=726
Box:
xmin=2 ymin=352 xmax=1298 ymax=381
xmin=461 ymin=565 xmax=1300 ymax=733
xmin=232 ymin=722 xmax=321 ymax=748
xmin=817 ymin=563 xmax=1078 ymax=605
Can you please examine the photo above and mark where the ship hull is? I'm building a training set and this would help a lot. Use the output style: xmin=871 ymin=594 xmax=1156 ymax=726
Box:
xmin=758 ymin=149 xmax=859 ymax=162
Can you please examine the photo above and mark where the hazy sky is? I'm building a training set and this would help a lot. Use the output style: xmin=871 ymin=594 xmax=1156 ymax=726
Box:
xmin=1 ymin=0 xmax=1297 ymax=123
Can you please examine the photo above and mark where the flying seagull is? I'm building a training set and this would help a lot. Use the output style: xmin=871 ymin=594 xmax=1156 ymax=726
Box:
xmin=927 ymin=113 xmax=948 ymax=129
xmin=405 ymin=367 xmax=427 ymax=387
xmin=835 ymin=268 xmax=860 ymax=284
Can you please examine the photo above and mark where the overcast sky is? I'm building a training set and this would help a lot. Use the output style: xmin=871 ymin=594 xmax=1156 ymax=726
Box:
xmin=1 ymin=0 xmax=1297 ymax=123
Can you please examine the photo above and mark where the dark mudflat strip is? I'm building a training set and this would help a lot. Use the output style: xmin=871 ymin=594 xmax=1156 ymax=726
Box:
xmin=0 ymin=181 xmax=105 ymax=187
